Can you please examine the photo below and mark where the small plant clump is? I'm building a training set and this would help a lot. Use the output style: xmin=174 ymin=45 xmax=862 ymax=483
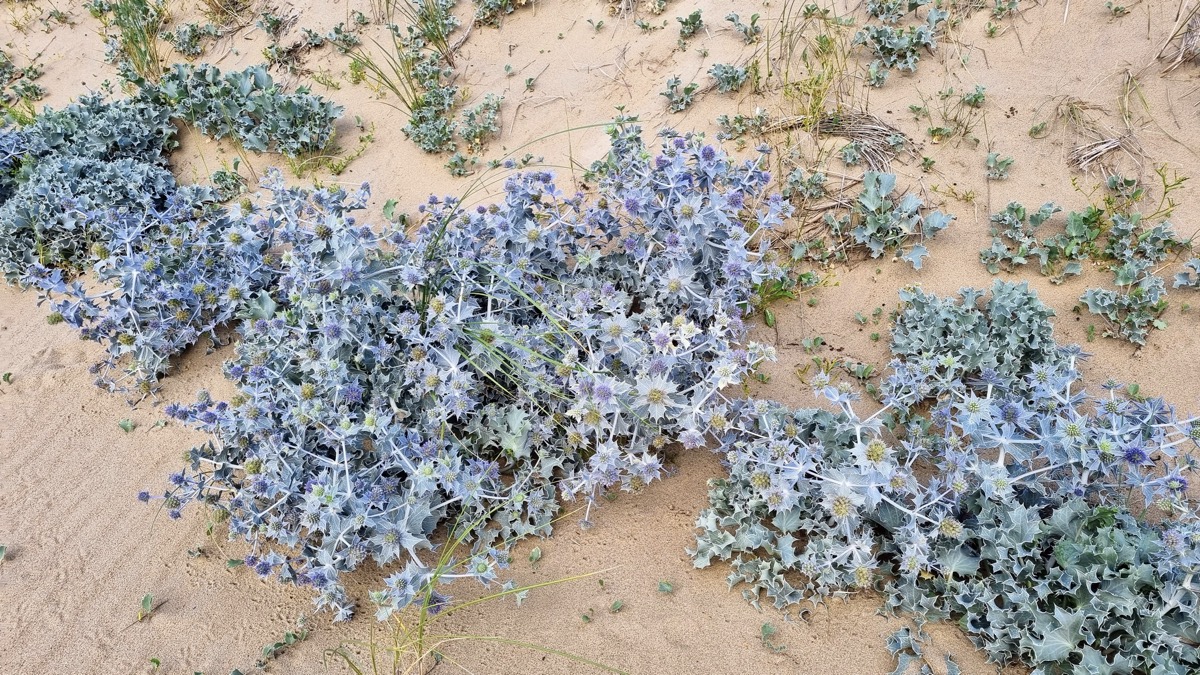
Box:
xmin=822 ymin=171 xmax=955 ymax=269
xmin=1080 ymin=212 xmax=1184 ymax=345
xmin=458 ymin=93 xmax=503 ymax=153
xmin=725 ymin=12 xmax=761 ymax=43
xmin=661 ymin=76 xmax=699 ymax=112
xmin=677 ymin=10 xmax=704 ymax=39
xmin=854 ymin=9 xmax=946 ymax=87
xmin=160 ymin=22 xmax=221 ymax=58
xmin=153 ymin=63 xmax=342 ymax=157
xmin=980 ymin=196 xmax=1186 ymax=345
xmin=708 ymin=64 xmax=748 ymax=93
xmin=1176 ymin=259 xmax=1200 ymax=289
xmin=985 ymin=151 xmax=1014 ymax=180
xmin=715 ymin=109 xmax=770 ymax=141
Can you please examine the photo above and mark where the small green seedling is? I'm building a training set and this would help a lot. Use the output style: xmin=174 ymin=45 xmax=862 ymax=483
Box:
xmin=118 ymin=418 xmax=136 ymax=433
xmin=986 ymin=152 xmax=1014 ymax=180
xmin=760 ymin=622 xmax=785 ymax=653
xmin=1029 ymin=122 xmax=1048 ymax=138
xmin=677 ymin=10 xmax=703 ymax=39
xmin=258 ymin=618 xmax=309 ymax=666
xmin=149 ymin=658 xmax=161 ymax=672
xmin=587 ymin=18 xmax=604 ymax=31
xmin=581 ymin=608 xmax=594 ymax=623
xmin=610 ymin=600 xmax=624 ymax=613
xmin=1 ymin=372 xmax=11 ymax=384
xmin=657 ymin=580 xmax=674 ymax=594
xmin=528 ymin=546 xmax=542 ymax=564
xmin=137 ymin=593 xmax=156 ymax=622
xmin=0 ymin=545 xmax=7 ymax=563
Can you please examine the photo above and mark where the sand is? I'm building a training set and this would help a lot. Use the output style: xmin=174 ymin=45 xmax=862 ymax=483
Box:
xmin=1 ymin=0 xmax=1199 ymax=673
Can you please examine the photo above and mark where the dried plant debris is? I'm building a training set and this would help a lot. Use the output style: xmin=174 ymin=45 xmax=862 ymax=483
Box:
xmin=768 ymin=111 xmax=914 ymax=171
xmin=1159 ymin=1 xmax=1200 ymax=71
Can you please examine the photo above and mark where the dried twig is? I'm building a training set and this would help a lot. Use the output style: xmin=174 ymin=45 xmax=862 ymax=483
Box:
xmin=1067 ymin=134 xmax=1145 ymax=173
xmin=1159 ymin=1 xmax=1200 ymax=71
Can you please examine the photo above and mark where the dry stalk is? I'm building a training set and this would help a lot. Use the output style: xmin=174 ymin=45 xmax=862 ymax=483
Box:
xmin=766 ymin=112 xmax=912 ymax=171
xmin=1159 ymin=1 xmax=1200 ymax=71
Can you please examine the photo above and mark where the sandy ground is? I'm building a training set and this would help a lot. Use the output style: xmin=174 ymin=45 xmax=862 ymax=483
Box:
xmin=1 ymin=0 xmax=1199 ymax=673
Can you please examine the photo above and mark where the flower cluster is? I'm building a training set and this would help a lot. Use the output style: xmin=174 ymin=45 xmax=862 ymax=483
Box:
xmin=693 ymin=281 xmax=1199 ymax=672
xmin=154 ymin=125 xmax=790 ymax=619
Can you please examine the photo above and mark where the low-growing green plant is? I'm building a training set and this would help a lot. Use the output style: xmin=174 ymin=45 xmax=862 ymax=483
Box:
xmin=326 ymin=22 xmax=363 ymax=53
xmin=866 ymin=0 xmax=929 ymax=23
xmin=708 ymin=63 xmax=748 ymax=93
xmin=1080 ymin=212 xmax=1184 ymax=345
xmin=160 ymin=22 xmax=219 ymax=58
xmin=715 ymin=108 xmax=769 ymax=140
xmin=1176 ymin=258 xmax=1200 ymax=289
xmin=677 ymin=10 xmax=703 ymax=38
xmin=258 ymin=618 xmax=309 ymax=667
xmin=726 ymin=12 xmax=761 ymax=43
xmin=853 ymin=10 xmax=945 ymax=87
xmin=821 ymin=171 xmax=955 ymax=269
xmin=960 ymin=84 xmax=986 ymax=108
xmin=839 ymin=141 xmax=862 ymax=166
xmin=458 ymin=93 xmax=503 ymax=153
xmin=985 ymin=151 xmax=1014 ymax=179
xmin=154 ymin=63 xmax=342 ymax=157
xmin=661 ymin=76 xmax=699 ymax=111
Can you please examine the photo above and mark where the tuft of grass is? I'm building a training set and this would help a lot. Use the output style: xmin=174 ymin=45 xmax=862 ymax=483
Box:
xmin=110 ymin=0 xmax=167 ymax=81
xmin=324 ymin=507 xmax=625 ymax=674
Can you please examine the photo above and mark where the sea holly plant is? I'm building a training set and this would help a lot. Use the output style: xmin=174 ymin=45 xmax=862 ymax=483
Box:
xmin=25 ymin=188 xmax=275 ymax=394
xmin=1176 ymin=258 xmax=1200 ymax=289
xmin=708 ymin=64 xmax=748 ymax=93
xmin=821 ymin=171 xmax=955 ymax=269
xmin=693 ymin=281 xmax=1200 ymax=673
xmin=866 ymin=0 xmax=929 ymax=23
xmin=152 ymin=63 xmax=342 ymax=157
xmin=854 ymin=8 xmax=945 ymax=86
xmin=0 ymin=91 xmax=179 ymax=280
xmin=1080 ymin=212 xmax=1184 ymax=345
xmin=661 ymin=76 xmax=699 ymax=112
xmin=151 ymin=126 xmax=792 ymax=620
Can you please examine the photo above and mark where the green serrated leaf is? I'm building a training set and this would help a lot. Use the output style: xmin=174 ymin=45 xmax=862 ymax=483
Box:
xmin=118 ymin=419 xmax=136 ymax=433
